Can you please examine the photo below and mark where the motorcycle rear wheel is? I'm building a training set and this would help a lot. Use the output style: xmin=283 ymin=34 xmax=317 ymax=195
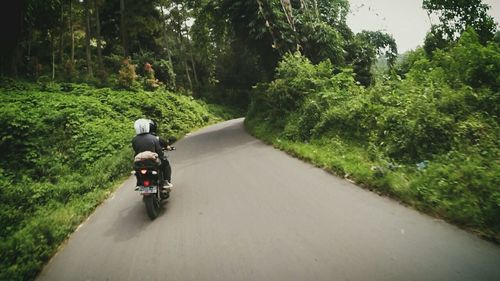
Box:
xmin=144 ymin=195 xmax=160 ymax=220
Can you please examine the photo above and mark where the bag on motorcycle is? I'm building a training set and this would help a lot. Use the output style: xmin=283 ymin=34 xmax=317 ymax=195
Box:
xmin=134 ymin=151 xmax=161 ymax=164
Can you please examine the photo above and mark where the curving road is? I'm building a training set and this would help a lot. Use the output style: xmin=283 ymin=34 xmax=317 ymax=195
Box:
xmin=37 ymin=118 xmax=500 ymax=281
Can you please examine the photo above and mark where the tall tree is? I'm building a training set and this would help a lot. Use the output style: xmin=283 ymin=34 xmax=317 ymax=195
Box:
xmin=182 ymin=18 xmax=199 ymax=87
xmin=69 ymin=0 xmax=74 ymax=63
xmin=51 ymin=30 xmax=55 ymax=79
xmin=356 ymin=30 xmax=398 ymax=66
xmin=94 ymin=0 xmax=104 ymax=75
xmin=120 ymin=0 xmax=128 ymax=56
xmin=423 ymin=0 xmax=497 ymax=43
xmin=84 ymin=0 xmax=93 ymax=77
xmin=23 ymin=0 xmax=64 ymax=78
xmin=124 ymin=0 xmax=162 ymax=54
xmin=280 ymin=0 xmax=301 ymax=51
xmin=58 ymin=1 xmax=65 ymax=66
xmin=345 ymin=30 xmax=398 ymax=86
xmin=173 ymin=4 xmax=193 ymax=90
xmin=0 ymin=1 xmax=25 ymax=76
xmin=159 ymin=1 xmax=176 ymax=89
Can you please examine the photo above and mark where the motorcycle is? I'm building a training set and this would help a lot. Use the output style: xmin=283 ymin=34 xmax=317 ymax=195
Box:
xmin=133 ymin=146 xmax=175 ymax=219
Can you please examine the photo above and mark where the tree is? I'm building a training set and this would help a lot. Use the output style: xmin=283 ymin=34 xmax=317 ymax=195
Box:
xmin=159 ymin=1 xmax=176 ymax=89
xmin=94 ymin=0 xmax=104 ymax=78
xmin=0 ymin=1 xmax=25 ymax=76
xmin=423 ymin=25 xmax=448 ymax=56
xmin=69 ymin=0 xmax=75 ymax=63
xmin=84 ymin=0 xmax=93 ymax=77
xmin=293 ymin=0 xmax=350 ymax=65
xmin=23 ymin=0 xmax=66 ymax=79
xmin=124 ymin=0 xmax=162 ymax=54
xmin=423 ymin=0 xmax=497 ymax=44
xmin=342 ymin=31 xmax=397 ymax=86
xmin=356 ymin=31 xmax=398 ymax=66
xmin=0 ymin=0 xmax=388 ymax=94
xmin=120 ymin=0 xmax=128 ymax=56
xmin=315 ymin=0 xmax=349 ymax=26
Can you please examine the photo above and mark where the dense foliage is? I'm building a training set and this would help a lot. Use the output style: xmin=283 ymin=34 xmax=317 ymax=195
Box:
xmin=247 ymin=28 xmax=500 ymax=240
xmin=0 ymin=80 xmax=236 ymax=280
xmin=423 ymin=0 xmax=496 ymax=43
xmin=0 ymin=0 xmax=399 ymax=108
xmin=0 ymin=0 xmax=498 ymax=278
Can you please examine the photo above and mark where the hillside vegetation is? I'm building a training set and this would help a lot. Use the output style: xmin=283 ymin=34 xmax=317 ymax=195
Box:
xmin=0 ymin=80 xmax=237 ymax=280
xmin=246 ymin=29 xmax=500 ymax=241
xmin=0 ymin=0 xmax=499 ymax=279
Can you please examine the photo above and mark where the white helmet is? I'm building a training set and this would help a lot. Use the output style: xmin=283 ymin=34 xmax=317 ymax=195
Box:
xmin=134 ymin=118 xmax=151 ymax=135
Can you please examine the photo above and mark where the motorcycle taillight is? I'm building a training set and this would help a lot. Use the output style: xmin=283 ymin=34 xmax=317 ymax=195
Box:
xmin=143 ymin=180 xmax=151 ymax=187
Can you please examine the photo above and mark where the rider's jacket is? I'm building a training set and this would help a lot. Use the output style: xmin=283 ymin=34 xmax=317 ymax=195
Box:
xmin=131 ymin=133 xmax=163 ymax=157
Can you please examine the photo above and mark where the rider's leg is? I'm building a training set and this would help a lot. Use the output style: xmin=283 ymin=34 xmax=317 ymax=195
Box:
xmin=161 ymin=159 xmax=172 ymax=188
xmin=164 ymin=159 xmax=172 ymax=183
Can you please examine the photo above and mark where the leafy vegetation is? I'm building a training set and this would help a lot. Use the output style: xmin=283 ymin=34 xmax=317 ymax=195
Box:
xmin=0 ymin=0 xmax=498 ymax=278
xmin=0 ymin=80 xmax=237 ymax=280
xmin=0 ymin=0 xmax=400 ymax=109
xmin=246 ymin=28 xmax=499 ymax=241
xmin=423 ymin=0 xmax=497 ymax=44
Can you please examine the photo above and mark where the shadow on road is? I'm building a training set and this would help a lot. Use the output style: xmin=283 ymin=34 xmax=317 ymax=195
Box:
xmin=103 ymin=197 xmax=164 ymax=242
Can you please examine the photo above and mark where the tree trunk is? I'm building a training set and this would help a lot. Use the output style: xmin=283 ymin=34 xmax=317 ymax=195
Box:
xmin=120 ymin=0 xmax=128 ymax=57
xmin=256 ymin=0 xmax=282 ymax=54
xmin=183 ymin=20 xmax=198 ymax=87
xmin=84 ymin=0 xmax=93 ymax=77
xmin=51 ymin=32 xmax=56 ymax=80
xmin=312 ymin=0 xmax=319 ymax=18
xmin=27 ymin=33 xmax=31 ymax=58
xmin=59 ymin=2 xmax=64 ymax=65
xmin=3 ymin=1 xmax=25 ymax=77
xmin=184 ymin=60 xmax=193 ymax=91
xmin=94 ymin=0 xmax=103 ymax=72
xmin=280 ymin=0 xmax=294 ymax=30
xmin=177 ymin=25 xmax=192 ymax=91
xmin=11 ymin=49 xmax=21 ymax=78
xmin=299 ymin=0 xmax=307 ymax=9
xmin=280 ymin=0 xmax=300 ymax=51
xmin=160 ymin=5 xmax=176 ymax=89
xmin=189 ymin=52 xmax=198 ymax=87
xmin=70 ymin=0 xmax=74 ymax=63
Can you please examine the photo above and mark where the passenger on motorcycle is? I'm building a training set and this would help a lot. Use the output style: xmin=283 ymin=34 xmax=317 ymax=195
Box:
xmin=149 ymin=119 xmax=174 ymax=187
xmin=132 ymin=118 xmax=173 ymax=189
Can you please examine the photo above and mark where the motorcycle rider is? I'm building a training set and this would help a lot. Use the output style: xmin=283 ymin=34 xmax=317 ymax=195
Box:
xmin=149 ymin=119 xmax=173 ymax=188
xmin=132 ymin=118 xmax=173 ymax=190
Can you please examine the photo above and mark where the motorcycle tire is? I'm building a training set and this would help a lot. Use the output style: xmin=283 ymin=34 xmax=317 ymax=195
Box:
xmin=144 ymin=195 xmax=160 ymax=220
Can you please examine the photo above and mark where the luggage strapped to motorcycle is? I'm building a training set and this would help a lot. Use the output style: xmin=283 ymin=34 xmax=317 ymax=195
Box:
xmin=134 ymin=151 xmax=161 ymax=168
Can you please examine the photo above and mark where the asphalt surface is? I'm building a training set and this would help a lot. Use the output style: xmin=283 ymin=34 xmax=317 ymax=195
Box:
xmin=37 ymin=118 xmax=500 ymax=281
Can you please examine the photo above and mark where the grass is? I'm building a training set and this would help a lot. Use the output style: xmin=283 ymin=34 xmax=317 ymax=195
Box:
xmin=245 ymin=117 xmax=500 ymax=243
xmin=0 ymin=81 xmax=240 ymax=281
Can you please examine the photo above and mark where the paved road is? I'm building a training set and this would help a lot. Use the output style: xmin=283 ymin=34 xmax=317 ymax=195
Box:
xmin=37 ymin=118 xmax=500 ymax=281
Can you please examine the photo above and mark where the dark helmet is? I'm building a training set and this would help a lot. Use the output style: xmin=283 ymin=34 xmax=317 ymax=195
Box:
xmin=149 ymin=119 xmax=158 ymax=134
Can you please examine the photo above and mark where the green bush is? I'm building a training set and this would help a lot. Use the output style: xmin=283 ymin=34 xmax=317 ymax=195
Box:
xmin=246 ymin=28 xmax=500 ymax=240
xmin=249 ymin=52 xmax=335 ymax=119
xmin=118 ymin=58 xmax=138 ymax=89
xmin=370 ymin=81 xmax=456 ymax=160
xmin=143 ymin=62 xmax=162 ymax=91
xmin=0 ymin=81 xmax=236 ymax=280
xmin=410 ymin=149 xmax=500 ymax=235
